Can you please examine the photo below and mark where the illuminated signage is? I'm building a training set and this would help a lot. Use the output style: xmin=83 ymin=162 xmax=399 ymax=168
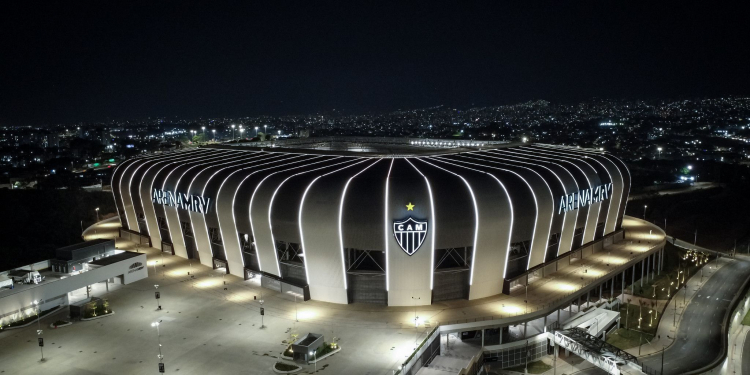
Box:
xmin=393 ymin=217 xmax=428 ymax=256
xmin=558 ymin=183 xmax=613 ymax=214
xmin=152 ymin=188 xmax=211 ymax=214
xmin=128 ymin=262 xmax=144 ymax=274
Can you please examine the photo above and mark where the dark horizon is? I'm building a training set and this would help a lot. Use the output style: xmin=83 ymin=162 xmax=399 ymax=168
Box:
xmin=2 ymin=1 xmax=749 ymax=125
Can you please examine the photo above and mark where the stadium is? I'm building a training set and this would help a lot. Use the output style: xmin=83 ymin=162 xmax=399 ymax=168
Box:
xmin=112 ymin=140 xmax=630 ymax=306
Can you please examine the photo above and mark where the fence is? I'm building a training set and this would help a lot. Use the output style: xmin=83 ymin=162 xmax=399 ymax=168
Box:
xmin=395 ymin=325 xmax=441 ymax=375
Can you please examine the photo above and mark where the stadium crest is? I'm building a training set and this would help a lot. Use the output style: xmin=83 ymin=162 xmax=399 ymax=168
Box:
xmin=393 ymin=217 xmax=428 ymax=256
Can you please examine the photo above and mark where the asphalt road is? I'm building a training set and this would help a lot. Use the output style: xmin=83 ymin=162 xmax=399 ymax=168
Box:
xmin=639 ymin=257 xmax=750 ymax=374
xmin=568 ymin=257 xmax=750 ymax=375
xmin=743 ymin=329 xmax=750 ymax=375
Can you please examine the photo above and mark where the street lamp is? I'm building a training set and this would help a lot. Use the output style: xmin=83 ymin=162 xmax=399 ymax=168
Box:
xmin=154 ymin=284 xmax=161 ymax=310
xmin=255 ymin=126 xmax=259 ymax=137
xmin=657 ymin=147 xmax=662 ymax=159
xmin=95 ymin=207 xmax=100 ymax=222
xmin=151 ymin=321 xmax=163 ymax=364
xmin=687 ymin=165 xmax=693 ymax=170
xmin=310 ymin=350 xmax=317 ymax=371
xmin=643 ymin=205 xmax=647 ymax=220
xmin=264 ymin=124 xmax=267 ymax=135
xmin=201 ymin=126 xmax=206 ymax=138
xmin=240 ymin=128 xmax=245 ymax=139
xmin=33 ymin=300 xmax=44 ymax=361
xmin=231 ymin=124 xmax=236 ymax=140
xmin=211 ymin=129 xmax=216 ymax=141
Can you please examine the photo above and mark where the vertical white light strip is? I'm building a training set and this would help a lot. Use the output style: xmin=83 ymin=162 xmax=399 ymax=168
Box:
xmin=266 ymin=157 xmax=347 ymax=277
xmin=404 ymin=159 xmax=438 ymax=290
xmin=458 ymin=152 xmax=551 ymax=269
xmin=488 ymin=149 xmax=571 ymax=256
xmin=338 ymin=159 xmax=381 ymax=289
xmin=534 ymin=145 xmax=616 ymax=235
xmin=526 ymin=145 xmax=601 ymax=243
xmin=299 ymin=159 xmax=370 ymax=286
xmin=384 ymin=159 xmax=394 ymax=292
xmin=413 ymin=158 xmax=476 ymax=286
xmin=513 ymin=147 xmax=592 ymax=246
xmin=429 ymin=157 xmax=515 ymax=279
xmin=138 ymin=150 xmax=205 ymax=241
xmin=201 ymin=153 xmax=269 ymax=262
xmin=187 ymin=154 xmax=249 ymax=260
xmin=435 ymin=155 xmax=536 ymax=274
xmin=219 ymin=154 xmax=296 ymax=270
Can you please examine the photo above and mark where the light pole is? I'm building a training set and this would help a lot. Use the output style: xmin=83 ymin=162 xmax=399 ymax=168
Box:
xmin=231 ymin=124 xmax=236 ymax=140
xmin=277 ymin=130 xmax=281 ymax=137
xmin=657 ymin=147 xmax=662 ymax=159
xmin=34 ymin=300 xmax=44 ymax=361
xmin=155 ymin=284 xmax=161 ymax=310
xmin=412 ymin=296 xmax=421 ymax=350
xmin=240 ymin=128 xmax=245 ymax=139
xmin=264 ymin=124 xmax=267 ymax=135
xmin=254 ymin=126 xmax=259 ymax=137
xmin=151 ymin=321 xmax=163 ymax=366
xmin=295 ymin=294 xmax=298 ymax=322
xmin=310 ymin=350 xmax=317 ymax=371
xmin=201 ymin=126 xmax=206 ymax=137
xmin=643 ymin=205 xmax=647 ymax=220
xmin=95 ymin=207 xmax=100 ymax=222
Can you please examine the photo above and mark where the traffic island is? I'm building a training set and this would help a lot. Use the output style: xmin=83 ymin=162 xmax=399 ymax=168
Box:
xmin=50 ymin=320 xmax=72 ymax=329
xmin=272 ymin=362 xmax=302 ymax=374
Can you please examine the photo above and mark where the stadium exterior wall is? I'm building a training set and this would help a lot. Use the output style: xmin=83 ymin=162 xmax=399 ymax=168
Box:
xmin=111 ymin=144 xmax=629 ymax=306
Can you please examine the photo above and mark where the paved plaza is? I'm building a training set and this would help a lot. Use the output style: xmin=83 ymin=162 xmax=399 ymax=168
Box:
xmin=0 ymin=216 xmax=664 ymax=374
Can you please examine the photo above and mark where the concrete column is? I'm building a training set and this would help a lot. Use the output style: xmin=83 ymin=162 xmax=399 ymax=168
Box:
xmin=647 ymin=254 xmax=651 ymax=282
xmin=481 ymin=329 xmax=485 ymax=348
xmin=621 ymin=271 xmax=625 ymax=299
xmin=557 ymin=309 xmax=560 ymax=324
xmin=523 ymin=322 xmax=527 ymax=338
xmin=599 ymin=283 xmax=603 ymax=301
xmin=544 ymin=316 xmax=547 ymax=332
xmin=578 ymin=295 xmax=581 ymax=312
xmin=631 ymin=264 xmax=636 ymax=294
xmin=587 ymin=290 xmax=590 ymax=306
xmin=641 ymin=259 xmax=645 ymax=287
xmin=611 ymin=276 xmax=614 ymax=299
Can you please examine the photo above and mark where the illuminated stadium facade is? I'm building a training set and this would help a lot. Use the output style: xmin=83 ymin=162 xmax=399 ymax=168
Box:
xmin=112 ymin=141 xmax=630 ymax=306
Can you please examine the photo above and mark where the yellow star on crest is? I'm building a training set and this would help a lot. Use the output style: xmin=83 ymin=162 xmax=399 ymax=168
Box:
xmin=406 ymin=202 xmax=415 ymax=211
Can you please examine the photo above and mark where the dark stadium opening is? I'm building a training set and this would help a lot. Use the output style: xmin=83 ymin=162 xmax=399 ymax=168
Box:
xmin=208 ymin=227 xmax=226 ymax=261
xmin=239 ymin=232 xmax=259 ymax=271
xmin=505 ymin=240 xmax=530 ymax=279
xmin=595 ymin=222 xmax=605 ymax=240
xmin=181 ymin=221 xmax=200 ymax=261
xmin=434 ymin=247 xmax=472 ymax=270
xmin=157 ymin=216 xmax=170 ymax=243
xmin=344 ymin=248 xmax=385 ymax=273
xmin=546 ymin=233 xmax=560 ymax=262
xmin=136 ymin=212 xmax=148 ymax=235
xmin=276 ymin=241 xmax=307 ymax=285
xmin=571 ymin=227 xmax=584 ymax=249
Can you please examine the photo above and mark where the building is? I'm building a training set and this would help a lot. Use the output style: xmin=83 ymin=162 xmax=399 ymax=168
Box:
xmin=111 ymin=141 xmax=630 ymax=306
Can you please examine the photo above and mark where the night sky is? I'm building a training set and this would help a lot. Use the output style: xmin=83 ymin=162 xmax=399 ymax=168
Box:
xmin=1 ymin=1 xmax=748 ymax=125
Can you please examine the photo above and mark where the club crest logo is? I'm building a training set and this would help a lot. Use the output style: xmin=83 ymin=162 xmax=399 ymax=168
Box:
xmin=393 ymin=217 xmax=428 ymax=256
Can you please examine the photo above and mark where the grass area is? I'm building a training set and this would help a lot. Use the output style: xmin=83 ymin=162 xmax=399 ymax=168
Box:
xmin=618 ymin=302 xmax=659 ymax=336
xmin=506 ymin=360 xmax=552 ymax=374
xmin=606 ymin=328 xmax=654 ymax=350
xmin=742 ymin=305 xmax=750 ymax=326
xmin=274 ymin=362 xmax=300 ymax=371
xmin=628 ymin=242 xmax=711 ymax=300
